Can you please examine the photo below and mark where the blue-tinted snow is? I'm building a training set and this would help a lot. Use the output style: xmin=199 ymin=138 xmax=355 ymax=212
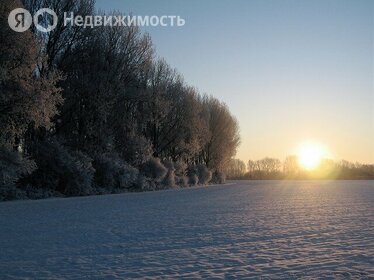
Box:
xmin=0 ymin=181 xmax=373 ymax=279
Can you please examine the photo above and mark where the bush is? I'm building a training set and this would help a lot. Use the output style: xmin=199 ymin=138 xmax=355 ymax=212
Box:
xmin=137 ymin=175 xmax=156 ymax=191
xmin=23 ymin=185 xmax=63 ymax=200
xmin=93 ymin=153 xmax=138 ymax=191
xmin=0 ymin=146 xmax=36 ymax=201
xmin=186 ymin=164 xmax=212 ymax=186
xmin=196 ymin=164 xmax=212 ymax=185
xmin=188 ymin=173 xmax=199 ymax=186
xmin=162 ymin=170 xmax=176 ymax=188
xmin=140 ymin=157 xmax=167 ymax=182
xmin=0 ymin=186 xmax=28 ymax=201
xmin=30 ymin=139 xmax=94 ymax=196
xmin=176 ymin=175 xmax=189 ymax=187
xmin=161 ymin=160 xmax=190 ymax=188
xmin=160 ymin=160 xmax=176 ymax=188
xmin=211 ymin=170 xmax=226 ymax=184
xmin=187 ymin=165 xmax=197 ymax=186
xmin=162 ymin=160 xmax=174 ymax=170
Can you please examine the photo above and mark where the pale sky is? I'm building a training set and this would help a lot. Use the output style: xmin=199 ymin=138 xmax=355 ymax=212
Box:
xmin=96 ymin=0 xmax=374 ymax=164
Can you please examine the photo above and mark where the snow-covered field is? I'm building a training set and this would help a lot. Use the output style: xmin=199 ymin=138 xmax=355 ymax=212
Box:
xmin=0 ymin=181 xmax=373 ymax=279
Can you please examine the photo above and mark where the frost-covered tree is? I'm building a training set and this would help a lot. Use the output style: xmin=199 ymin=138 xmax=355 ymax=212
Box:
xmin=0 ymin=0 xmax=62 ymax=148
xmin=283 ymin=156 xmax=300 ymax=177
xmin=199 ymin=96 xmax=240 ymax=172
xmin=22 ymin=0 xmax=95 ymax=69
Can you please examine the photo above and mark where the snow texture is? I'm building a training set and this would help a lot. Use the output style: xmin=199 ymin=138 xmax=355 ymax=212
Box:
xmin=0 ymin=181 xmax=373 ymax=279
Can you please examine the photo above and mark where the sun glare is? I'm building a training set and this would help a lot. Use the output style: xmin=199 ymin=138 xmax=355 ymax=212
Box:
xmin=297 ymin=142 xmax=327 ymax=170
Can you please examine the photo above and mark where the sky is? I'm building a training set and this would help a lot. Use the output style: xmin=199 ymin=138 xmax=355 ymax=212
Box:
xmin=96 ymin=0 xmax=373 ymax=164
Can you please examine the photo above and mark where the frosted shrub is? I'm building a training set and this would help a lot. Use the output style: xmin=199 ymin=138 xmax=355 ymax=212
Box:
xmin=176 ymin=175 xmax=189 ymax=187
xmin=93 ymin=154 xmax=138 ymax=191
xmin=0 ymin=187 xmax=28 ymax=201
xmin=172 ymin=160 xmax=188 ymax=187
xmin=161 ymin=160 xmax=177 ymax=188
xmin=0 ymin=146 xmax=36 ymax=201
xmin=23 ymin=185 xmax=63 ymax=200
xmin=0 ymin=147 xmax=36 ymax=188
xmin=118 ymin=164 xmax=139 ymax=190
xmin=140 ymin=157 xmax=167 ymax=182
xmin=162 ymin=170 xmax=177 ymax=188
xmin=137 ymin=175 xmax=156 ymax=191
xmin=69 ymin=151 xmax=95 ymax=195
xmin=211 ymin=170 xmax=226 ymax=184
xmin=31 ymin=140 xmax=94 ymax=196
xmin=187 ymin=165 xmax=198 ymax=186
xmin=188 ymin=174 xmax=199 ymax=186
xmin=162 ymin=160 xmax=174 ymax=170
xmin=197 ymin=164 xmax=212 ymax=185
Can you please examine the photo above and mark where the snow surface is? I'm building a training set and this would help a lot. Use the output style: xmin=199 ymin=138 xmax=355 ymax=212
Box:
xmin=0 ymin=181 xmax=373 ymax=279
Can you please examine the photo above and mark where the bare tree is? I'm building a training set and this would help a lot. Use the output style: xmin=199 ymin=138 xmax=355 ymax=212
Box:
xmin=225 ymin=159 xmax=246 ymax=179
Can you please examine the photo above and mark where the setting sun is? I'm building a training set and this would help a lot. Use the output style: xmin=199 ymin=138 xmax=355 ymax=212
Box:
xmin=297 ymin=142 xmax=328 ymax=170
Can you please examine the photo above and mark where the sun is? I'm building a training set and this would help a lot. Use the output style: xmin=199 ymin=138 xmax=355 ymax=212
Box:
xmin=297 ymin=142 xmax=327 ymax=170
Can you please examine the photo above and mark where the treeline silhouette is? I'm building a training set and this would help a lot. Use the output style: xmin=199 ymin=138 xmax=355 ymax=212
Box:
xmin=0 ymin=0 xmax=240 ymax=200
xmin=225 ymin=157 xmax=374 ymax=180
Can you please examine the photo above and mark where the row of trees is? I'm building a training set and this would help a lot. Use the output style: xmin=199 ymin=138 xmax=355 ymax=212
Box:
xmin=225 ymin=157 xmax=374 ymax=180
xmin=0 ymin=0 xmax=240 ymax=200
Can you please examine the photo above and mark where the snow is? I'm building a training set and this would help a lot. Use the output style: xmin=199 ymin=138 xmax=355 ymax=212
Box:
xmin=0 ymin=181 xmax=373 ymax=279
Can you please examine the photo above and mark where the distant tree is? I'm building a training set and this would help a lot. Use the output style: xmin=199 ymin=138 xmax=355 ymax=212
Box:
xmin=247 ymin=160 xmax=256 ymax=173
xmin=245 ymin=157 xmax=283 ymax=179
xmin=262 ymin=158 xmax=281 ymax=173
xmin=283 ymin=156 xmax=300 ymax=177
xmin=335 ymin=160 xmax=374 ymax=179
xmin=225 ymin=159 xmax=246 ymax=179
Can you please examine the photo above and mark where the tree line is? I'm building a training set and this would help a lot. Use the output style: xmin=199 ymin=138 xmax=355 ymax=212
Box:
xmin=0 ymin=0 xmax=240 ymax=200
xmin=225 ymin=157 xmax=374 ymax=180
